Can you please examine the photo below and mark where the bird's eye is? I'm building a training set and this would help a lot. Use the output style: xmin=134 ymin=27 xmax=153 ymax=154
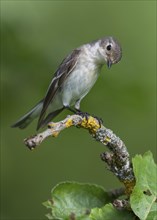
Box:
xmin=106 ymin=44 xmax=112 ymax=51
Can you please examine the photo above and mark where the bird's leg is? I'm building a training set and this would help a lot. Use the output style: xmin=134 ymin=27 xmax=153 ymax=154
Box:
xmin=75 ymin=110 xmax=90 ymax=121
xmin=75 ymin=110 xmax=90 ymax=123
xmin=66 ymin=102 xmax=102 ymax=127
xmin=65 ymin=105 xmax=89 ymax=122
xmin=74 ymin=99 xmax=81 ymax=112
xmin=65 ymin=106 xmax=77 ymax=114
xmin=75 ymin=101 xmax=103 ymax=127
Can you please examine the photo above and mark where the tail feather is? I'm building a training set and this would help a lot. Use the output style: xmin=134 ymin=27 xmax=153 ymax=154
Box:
xmin=37 ymin=107 xmax=65 ymax=130
xmin=11 ymin=100 xmax=43 ymax=129
xmin=11 ymin=100 xmax=65 ymax=130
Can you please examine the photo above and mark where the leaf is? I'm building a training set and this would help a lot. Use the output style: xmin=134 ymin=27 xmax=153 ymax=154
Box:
xmin=43 ymin=182 xmax=113 ymax=219
xmin=90 ymin=204 xmax=135 ymax=220
xmin=130 ymin=151 xmax=157 ymax=220
xmin=146 ymin=203 xmax=157 ymax=220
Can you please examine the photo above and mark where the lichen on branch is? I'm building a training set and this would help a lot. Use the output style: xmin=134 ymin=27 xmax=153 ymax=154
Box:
xmin=24 ymin=114 xmax=135 ymax=195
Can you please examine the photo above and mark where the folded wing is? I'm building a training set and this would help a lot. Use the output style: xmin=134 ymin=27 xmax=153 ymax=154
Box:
xmin=37 ymin=49 xmax=81 ymax=130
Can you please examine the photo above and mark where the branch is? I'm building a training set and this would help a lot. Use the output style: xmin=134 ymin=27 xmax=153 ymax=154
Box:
xmin=24 ymin=114 xmax=135 ymax=195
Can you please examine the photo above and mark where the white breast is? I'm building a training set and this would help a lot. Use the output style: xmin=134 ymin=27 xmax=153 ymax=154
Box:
xmin=62 ymin=47 xmax=102 ymax=107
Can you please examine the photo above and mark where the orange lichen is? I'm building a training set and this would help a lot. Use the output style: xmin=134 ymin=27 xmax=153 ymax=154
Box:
xmin=80 ymin=116 xmax=100 ymax=133
xmin=52 ymin=131 xmax=59 ymax=137
xmin=65 ymin=118 xmax=74 ymax=128
xmin=123 ymin=179 xmax=136 ymax=195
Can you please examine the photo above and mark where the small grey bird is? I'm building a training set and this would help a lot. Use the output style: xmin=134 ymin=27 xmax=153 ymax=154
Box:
xmin=12 ymin=36 xmax=122 ymax=130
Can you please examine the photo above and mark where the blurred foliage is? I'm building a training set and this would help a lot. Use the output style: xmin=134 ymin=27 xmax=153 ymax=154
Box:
xmin=130 ymin=151 xmax=157 ymax=220
xmin=44 ymin=182 xmax=135 ymax=219
xmin=1 ymin=1 xmax=156 ymax=219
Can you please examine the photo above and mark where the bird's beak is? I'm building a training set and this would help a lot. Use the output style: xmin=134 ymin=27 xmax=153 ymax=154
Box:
xmin=107 ymin=59 xmax=112 ymax=69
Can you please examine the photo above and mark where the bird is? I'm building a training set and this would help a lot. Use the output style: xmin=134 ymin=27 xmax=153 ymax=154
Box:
xmin=11 ymin=36 xmax=122 ymax=130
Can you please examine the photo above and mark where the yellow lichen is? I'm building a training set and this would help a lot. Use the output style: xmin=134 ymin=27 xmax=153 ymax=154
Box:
xmin=103 ymin=136 xmax=111 ymax=145
xmin=80 ymin=117 xmax=88 ymax=128
xmin=65 ymin=118 xmax=73 ymax=128
xmin=52 ymin=131 xmax=59 ymax=137
xmin=80 ymin=116 xmax=100 ymax=133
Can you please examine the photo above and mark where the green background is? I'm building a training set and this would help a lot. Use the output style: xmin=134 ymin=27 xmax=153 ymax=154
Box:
xmin=1 ymin=1 xmax=156 ymax=219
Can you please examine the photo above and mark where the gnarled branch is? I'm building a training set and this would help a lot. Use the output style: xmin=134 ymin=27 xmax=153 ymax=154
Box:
xmin=24 ymin=114 xmax=135 ymax=195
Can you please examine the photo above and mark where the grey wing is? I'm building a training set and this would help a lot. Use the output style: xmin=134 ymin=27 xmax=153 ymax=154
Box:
xmin=37 ymin=49 xmax=81 ymax=130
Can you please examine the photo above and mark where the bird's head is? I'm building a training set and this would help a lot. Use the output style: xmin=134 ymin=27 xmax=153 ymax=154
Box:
xmin=98 ymin=37 xmax=122 ymax=68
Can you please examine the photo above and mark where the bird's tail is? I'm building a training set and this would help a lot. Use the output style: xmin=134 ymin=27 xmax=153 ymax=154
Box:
xmin=11 ymin=100 xmax=44 ymax=129
xmin=36 ymin=107 xmax=65 ymax=130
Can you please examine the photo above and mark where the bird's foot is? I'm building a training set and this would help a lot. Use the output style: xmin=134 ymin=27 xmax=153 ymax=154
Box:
xmin=75 ymin=109 xmax=90 ymax=121
xmin=67 ymin=106 xmax=103 ymax=128
xmin=75 ymin=110 xmax=103 ymax=128
xmin=66 ymin=107 xmax=90 ymax=122
xmin=65 ymin=106 xmax=77 ymax=114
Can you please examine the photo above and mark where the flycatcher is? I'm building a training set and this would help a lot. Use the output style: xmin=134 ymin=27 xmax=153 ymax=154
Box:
xmin=12 ymin=37 xmax=122 ymax=130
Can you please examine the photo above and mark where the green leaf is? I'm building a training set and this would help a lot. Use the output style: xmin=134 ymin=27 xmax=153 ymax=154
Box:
xmin=90 ymin=204 xmax=135 ymax=220
xmin=130 ymin=151 xmax=157 ymax=220
xmin=43 ymin=181 xmax=113 ymax=219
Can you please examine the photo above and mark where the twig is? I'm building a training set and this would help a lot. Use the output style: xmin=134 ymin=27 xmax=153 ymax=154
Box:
xmin=107 ymin=187 xmax=125 ymax=199
xmin=24 ymin=114 xmax=135 ymax=195
xmin=113 ymin=199 xmax=130 ymax=210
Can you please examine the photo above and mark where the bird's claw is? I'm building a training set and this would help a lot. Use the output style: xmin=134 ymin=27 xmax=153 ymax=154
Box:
xmin=76 ymin=110 xmax=103 ymax=128
xmin=76 ymin=110 xmax=90 ymax=121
